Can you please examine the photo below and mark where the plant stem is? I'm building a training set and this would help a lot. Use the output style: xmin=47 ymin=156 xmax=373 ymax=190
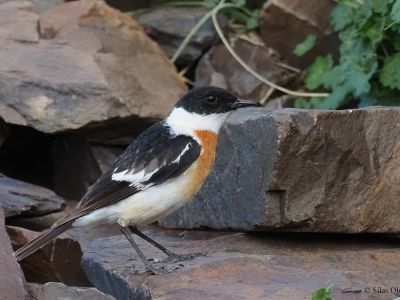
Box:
xmin=171 ymin=1 xmax=238 ymax=63
xmin=211 ymin=6 xmax=330 ymax=98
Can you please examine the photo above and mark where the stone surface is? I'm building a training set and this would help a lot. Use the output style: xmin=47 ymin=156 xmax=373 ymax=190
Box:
xmin=161 ymin=107 xmax=400 ymax=233
xmin=26 ymin=282 xmax=115 ymax=300
xmin=51 ymin=136 xmax=102 ymax=201
xmin=260 ymin=0 xmax=339 ymax=69
xmin=0 ymin=0 xmax=64 ymax=13
xmin=195 ymin=39 xmax=294 ymax=102
xmin=7 ymin=225 xmax=90 ymax=286
xmin=82 ymin=229 xmax=400 ymax=300
xmin=0 ymin=208 xmax=26 ymax=300
xmin=0 ymin=1 xmax=186 ymax=144
xmin=0 ymin=173 xmax=65 ymax=218
xmin=137 ymin=7 xmax=226 ymax=66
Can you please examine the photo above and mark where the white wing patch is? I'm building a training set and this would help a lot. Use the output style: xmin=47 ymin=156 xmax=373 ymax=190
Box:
xmin=111 ymin=143 xmax=192 ymax=186
xmin=111 ymin=168 xmax=156 ymax=188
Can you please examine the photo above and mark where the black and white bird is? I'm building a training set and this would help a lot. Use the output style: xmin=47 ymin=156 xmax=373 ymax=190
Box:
xmin=14 ymin=86 xmax=257 ymax=274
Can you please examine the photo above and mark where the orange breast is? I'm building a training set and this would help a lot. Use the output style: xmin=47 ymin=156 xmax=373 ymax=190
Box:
xmin=181 ymin=130 xmax=218 ymax=198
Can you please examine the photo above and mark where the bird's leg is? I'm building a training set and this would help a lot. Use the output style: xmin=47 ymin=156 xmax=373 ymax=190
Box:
xmin=120 ymin=226 xmax=161 ymax=275
xmin=129 ymin=227 xmax=177 ymax=258
xmin=129 ymin=227 xmax=206 ymax=262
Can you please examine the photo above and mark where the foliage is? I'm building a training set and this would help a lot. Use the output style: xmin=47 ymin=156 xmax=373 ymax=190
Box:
xmin=167 ymin=0 xmax=264 ymax=62
xmin=162 ymin=0 xmax=263 ymax=31
xmin=296 ymin=0 xmax=400 ymax=109
xmin=293 ymin=34 xmax=316 ymax=57
xmin=311 ymin=284 xmax=333 ymax=300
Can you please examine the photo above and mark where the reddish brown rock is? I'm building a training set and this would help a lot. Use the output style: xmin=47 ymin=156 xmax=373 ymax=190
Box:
xmin=82 ymin=229 xmax=400 ymax=300
xmin=195 ymin=39 xmax=295 ymax=102
xmin=0 ymin=209 xmax=25 ymax=299
xmin=260 ymin=0 xmax=339 ymax=69
xmin=26 ymin=282 xmax=115 ymax=300
xmin=0 ymin=1 xmax=186 ymax=144
xmin=7 ymin=226 xmax=90 ymax=286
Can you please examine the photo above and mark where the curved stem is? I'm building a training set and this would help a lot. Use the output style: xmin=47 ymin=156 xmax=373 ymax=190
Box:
xmin=211 ymin=8 xmax=330 ymax=98
xmin=171 ymin=2 xmax=238 ymax=63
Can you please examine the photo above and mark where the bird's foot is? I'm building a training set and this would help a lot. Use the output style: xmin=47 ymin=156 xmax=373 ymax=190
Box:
xmin=164 ymin=251 xmax=207 ymax=263
xmin=146 ymin=262 xmax=185 ymax=275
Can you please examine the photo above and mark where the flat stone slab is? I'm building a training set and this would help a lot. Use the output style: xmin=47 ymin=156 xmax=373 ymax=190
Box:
xmin=0 ymin=173 xmax=65 ymax=218
xmin=26 ymin=282 xmax=115 ymax=300
xmin=82 ymin=230 xmax=400 ymax=300
xmin=0 ymin=208 xmax=25 ymax=300
xmin=161 ymin=107 xmax=400 ymax=233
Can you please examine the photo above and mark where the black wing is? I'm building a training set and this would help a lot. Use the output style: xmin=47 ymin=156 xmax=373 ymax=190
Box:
xmin=71 ymin=122 xmax=201 ymax=218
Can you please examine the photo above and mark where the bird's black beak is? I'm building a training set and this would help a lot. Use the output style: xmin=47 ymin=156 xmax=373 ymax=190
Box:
xmin=231 ymin=98 xmax=258 ymax=109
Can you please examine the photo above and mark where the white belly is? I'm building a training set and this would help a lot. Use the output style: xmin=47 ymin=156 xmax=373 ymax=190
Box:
xmin=72 ymin=164 xmax=199 ymax=228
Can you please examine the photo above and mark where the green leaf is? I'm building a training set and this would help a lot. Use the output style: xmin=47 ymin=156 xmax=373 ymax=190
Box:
xmin=319 ymin=83 xmax=352 ymax=109
xmin=390 ymin=0 xmax=400 ymax=23
xmin=380 ymin=53 xmax=400 ymax=90
xmin=359 ymin=93 xmax=376 ymax=107
xmin=294 ymin=98 xmax=311 ymax=109
xmin=246 ymin=17 xmax=259 ymax=30
xmin=311 ymin=285 xmax=333 ymax=300
xmin=331 ymin=4 xmax=354 ymax=30
xmin=293 ymin=34 xmax=316 ymax=57
xmin=361 ymin=16 xmax=385 ymax=46
xmin=232 ymin=0 xmax=246 ymax=6
xmin=305 ymin=55 xmax=334 ymax=90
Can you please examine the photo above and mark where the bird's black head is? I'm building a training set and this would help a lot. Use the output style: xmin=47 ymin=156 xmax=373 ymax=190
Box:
xmin=175 ymin=86 xmax=257 ymax=115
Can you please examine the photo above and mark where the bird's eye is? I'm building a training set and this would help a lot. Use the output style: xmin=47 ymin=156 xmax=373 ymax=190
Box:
xmin=206 ymin=96 xmax=217 ymax=105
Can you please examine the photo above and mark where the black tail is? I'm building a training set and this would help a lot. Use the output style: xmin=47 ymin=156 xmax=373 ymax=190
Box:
xmin=14 ymin=220 xmax=73 ymax=261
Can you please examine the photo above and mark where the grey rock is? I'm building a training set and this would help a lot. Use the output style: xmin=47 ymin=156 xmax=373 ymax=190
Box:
xmin=260 ymin=0 xmax=339 ymax=69
xmin=0 ymin=0 xmax=64 ymax=13
xmin=26 ymin=282 xmax=115 ymax=300
xmin=161 ymin=107 xmax=400 ymax=233
xmin=0 ymin=173 xmax=66 ymax=218
xmin=0 ymin=1 xmax=186 ymax=144
xmin=81 ymin=229 xmax=400 ymax=300
xmin=137 ymin=7 xmax=226 ymax=66
xmin=195 ymin=39 xmax=295 ymax=102
xmin=0 ymin=208 xmax=26 ymax=300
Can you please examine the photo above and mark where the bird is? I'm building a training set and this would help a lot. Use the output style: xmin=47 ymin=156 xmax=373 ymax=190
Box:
xmin=14 ymin=86 xmax=257 ymax=274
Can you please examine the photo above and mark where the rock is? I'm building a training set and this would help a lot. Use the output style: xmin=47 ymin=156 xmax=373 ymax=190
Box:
xmin=0 ymin=1 xmax=39 ymax=43
xmin=0 ymin=174 xmax=65 ymax=218
xmin=195 ymin=39 xmax=295 ymax=102
xmin=0 ymin=0 xmax=64 ymax=13
xmin=82 ymin=229 xmax=400 ymax=299
xmin=0 ymin=208 xmax=26 ymax=300
xmin=91 ymin=145 xmax=124 ymax=173
xmin=0 ymin=1 xmax=186 ymax=144
xmin=161 ymin=107 xmax=400 ymax=233
xmin=26 ymin=282 xmax=115 ymax=300
xmin=7 ymin=226 xmax=91 ymax=286
xmin=137 ymin=7 xmax=226 ymax=66
xmin=51 ymin=136 xmax=102 ymax=201
xmin=0 ymin=119 xmax=9 ymax=147
xmin=260 ymin=0 xmax=339 ymax=69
